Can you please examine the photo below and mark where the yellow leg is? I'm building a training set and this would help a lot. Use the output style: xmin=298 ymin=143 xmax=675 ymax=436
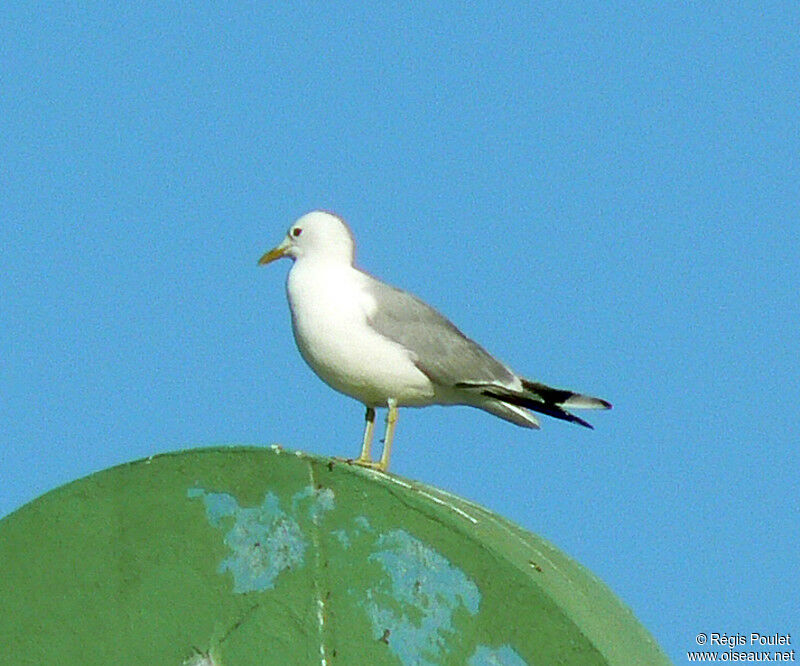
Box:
xmin=354 ymin=406 xmax=376 ymax=465
xmin=378 ymin=399 xmax=399 ymax=472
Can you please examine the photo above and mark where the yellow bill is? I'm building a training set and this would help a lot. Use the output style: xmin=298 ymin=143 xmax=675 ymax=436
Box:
xmin=258 ymin=238 xmax=291 ymax=265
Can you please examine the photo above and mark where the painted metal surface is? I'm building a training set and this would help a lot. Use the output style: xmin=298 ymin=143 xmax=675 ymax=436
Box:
xmin=0 ymin=447 xmax=671 ymax=665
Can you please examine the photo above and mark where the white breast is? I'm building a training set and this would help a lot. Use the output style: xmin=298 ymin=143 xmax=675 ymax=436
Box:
xmin=286 ymin=260 xmax=435 ymax=407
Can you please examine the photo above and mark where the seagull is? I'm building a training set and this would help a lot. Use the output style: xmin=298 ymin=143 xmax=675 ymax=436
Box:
xmin=259 ymin=210 xmax=611 ymax=471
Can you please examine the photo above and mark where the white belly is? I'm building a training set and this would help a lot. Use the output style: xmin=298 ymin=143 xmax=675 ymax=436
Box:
xmin=286 ymin=261 xmax=435 ymax=407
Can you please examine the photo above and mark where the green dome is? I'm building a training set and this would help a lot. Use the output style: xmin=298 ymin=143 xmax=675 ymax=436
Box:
xmin=0 ymin=447 xmax=669 ymax=665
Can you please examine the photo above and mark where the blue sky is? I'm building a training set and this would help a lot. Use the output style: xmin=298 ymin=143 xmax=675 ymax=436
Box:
xmin=2 ymin=3 xmax=798 ymax=662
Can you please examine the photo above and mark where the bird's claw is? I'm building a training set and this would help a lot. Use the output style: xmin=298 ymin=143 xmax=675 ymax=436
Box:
xmin=346 ymin=456 xmax=388 ymax=473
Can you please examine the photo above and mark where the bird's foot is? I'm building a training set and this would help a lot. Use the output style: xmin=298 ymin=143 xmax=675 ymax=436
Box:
xmin=346 ymin=456 xmax=388 ymax=473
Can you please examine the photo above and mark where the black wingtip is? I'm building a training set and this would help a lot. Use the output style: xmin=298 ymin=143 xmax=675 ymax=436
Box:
xmin=482 ymin=390 xmax=596 ymax=429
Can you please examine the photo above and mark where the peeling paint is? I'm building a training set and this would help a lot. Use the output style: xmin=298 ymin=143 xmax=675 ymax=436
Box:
xmin=469 ymin=644 xmax=529 ymax=666
xmin=292 ymin=485 xmax=335 ymax=522
xmin=182 ymin=648 xmax=220 ymax=666
xmin=187 ymin=488 xmax=528 ymax=664
xmin=331 ymin=528 xmax=350 ymax=547
xmin=188 ymin=486 xmax=335 ymax=593
xmin=353 ymin=515 xmax=372 ymax=532
xmin=364 ymin=526 xmax=481 ymax=665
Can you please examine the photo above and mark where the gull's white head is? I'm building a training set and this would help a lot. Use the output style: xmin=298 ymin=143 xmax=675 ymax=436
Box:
xmin=258 ymin=210 xmax=356 ymax=266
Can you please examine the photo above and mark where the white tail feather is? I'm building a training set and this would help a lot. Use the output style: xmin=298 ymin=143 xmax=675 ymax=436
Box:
xmin=563 ymin=394 xmax=612 ymax=410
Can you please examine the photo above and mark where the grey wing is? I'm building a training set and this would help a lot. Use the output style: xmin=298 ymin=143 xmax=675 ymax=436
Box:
xmin=363 ymin=276 xmax=516 ymax=388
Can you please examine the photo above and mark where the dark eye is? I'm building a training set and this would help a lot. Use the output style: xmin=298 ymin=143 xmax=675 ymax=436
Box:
xmin=291 ymin=227 xmax=303 ymax=237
